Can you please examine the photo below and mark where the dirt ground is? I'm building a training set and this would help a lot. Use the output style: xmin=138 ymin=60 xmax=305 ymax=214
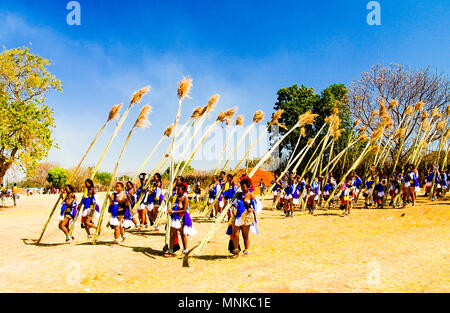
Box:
xmin=0 ymin=192 xmax=448 ymax=293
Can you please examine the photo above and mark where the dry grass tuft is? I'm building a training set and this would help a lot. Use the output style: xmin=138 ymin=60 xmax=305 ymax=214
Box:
xmin=269 ymin=109 xmax=284 ymax=126
xmin=431 ymin=107 xmax=439 ymax=118
xmin=107 ymin=103 xmax=123 ymax=121
xmin=415 ymin=101 xmax=425 ymax=112
xmin=394 ymin=128 xmax=406 ymax=139
xmin=388 ymin=99 xmax=398 ymax=110
xmin=405 ymin=106 xmax=414 ymax=115
xmin=217 ymin=107 xmax=236 ymax=125
xmin=177 ymin=76 xmax=193 ymax=100
xmin=299 ymin=111 xmax=318 ymax=127
xmin=134 ymin=104 xmax=152 ymax=128
xmin=164 ymin=124 xmax=174 ymax=137
xmin=436 ymin=121 xmax=445 ymax=133
xmin=370 ymin=127 xmax=384 ymax=143
xmin=421 ymin=111 xmax=429 ymax=120
xmin=358 ymin=134 xmax=368 ymax=142
xmin=300 ymin=127 xmax=306 ymax=137
xmin=131 ymin=86 xmax=151 ymax=105
xmin=236 ymin=115 xmax=244 ymax=126
xmin=206 ymin=94 xmax=220 ymax=113
xmin=191 ymin=107 xmax=203 ymax=119
xmin=253 ymin=110 xmax=265 ymax=123
xmin=379 ymin=100 xmax=387 ymax=117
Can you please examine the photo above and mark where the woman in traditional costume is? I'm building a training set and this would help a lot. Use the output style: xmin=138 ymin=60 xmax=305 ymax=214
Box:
xmin=58 ymin=184 xmax=77 ymax=243
xmin=80 ymin=179 xmax=100 ymax=239
xmin=226 ymin=178 xmax=261 ymax=258
xmin=108 ymin=182 xmax=130 ymax=245
xmin=145 ymin=173 xmax=163 ymax=230
xmin=164 ymin=184 xmax=197 ymax=257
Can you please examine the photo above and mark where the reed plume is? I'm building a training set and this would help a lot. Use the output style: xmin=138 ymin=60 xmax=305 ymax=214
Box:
xmin=394 ymin=128 xmax=406 ymax=139
xmin=421 ymin=111 xmax=429 ymax=120
xmin=388 ymin=100 xmax=398 ymax=110
xmin=253 ymin=110 xmax=264 ymax=123
xmin=131 ymin=86 xmax=151 ymax=105
xmin=134 ymin=105 xmax=152 ymax=128
xmin=177 ymin=76 xmax=193 ymax=100
xmin=405 ymin=106 xmax=414 ymax=115
xmin=191 ymin=107 xmax=203 ymax=119
xmin=164 ymin=124 xmax=174 ymax=137
xmin=216 ymin=107 xmax=236 ymax=125
xmin=236 ymin=115 xmax=244 ymax=126
xmin=358 ymin=134 xmax=368 ymax=142
xmin=415 ymin=101 xmax=425 ymax=112
xmin=431 ymin=107 xmax=439 ymax=118
xmin=379 ymin=100 xmax=387 ymax=117
xmin=107 ymin=103 xmax=123 ymax=121
xmin=300 ymin=127 xmax=306 ymax=137
xmin=370 ymin=127 xmax=384 ymax=144
xmin=299 ymin=111 xmax=319 ymax=127
xmin=206 ymin=94 xmax=220 ymax=113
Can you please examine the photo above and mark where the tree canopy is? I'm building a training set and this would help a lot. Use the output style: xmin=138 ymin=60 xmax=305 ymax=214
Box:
xmin=0 ymin=47 xmax=62 ymax=182
xmin=269 ymin=83 xmax=353 ymax=171
xmin=94 ymin=171 xmax=112 ymax=187
xmin=46 ymin=168 xmax=69 ymax=189
xmin=349 ymin=64 xmax=449 ymax=164
xmin=162 ymin=161 xmax=194 ymax=179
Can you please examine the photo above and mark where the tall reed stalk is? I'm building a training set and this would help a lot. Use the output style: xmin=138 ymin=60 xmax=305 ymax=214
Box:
xmin=37 ymin=103 xmax=124 ymax=244
xmin=93 ymin=104 xmax=152 ymax=244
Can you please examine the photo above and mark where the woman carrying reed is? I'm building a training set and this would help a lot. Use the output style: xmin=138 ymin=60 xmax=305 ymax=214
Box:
xmin=79 ymin=179 xmax=100 ymax=239
xmin=226 ymin=177 xmax=261 ymax=258
xmin=145 ymin=173 xmax=163 ymax=230
xmin=58 ymin=184 xmax=77 ymax=243
xmin=164 ymin=183 xmax=197 ymax=257
xmin=108 ymin=182 xmax=131 ymax=245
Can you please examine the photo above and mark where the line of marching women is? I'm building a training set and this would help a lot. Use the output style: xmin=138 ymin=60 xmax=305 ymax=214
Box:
xmin=53 ymin=164 xmax=447 ymax=255
xmin=267 ymin=163 xmax=449 ymax=218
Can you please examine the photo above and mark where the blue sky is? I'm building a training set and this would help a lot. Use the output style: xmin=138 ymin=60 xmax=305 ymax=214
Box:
xmin=1 ymin=0 xmax=449 ymax=176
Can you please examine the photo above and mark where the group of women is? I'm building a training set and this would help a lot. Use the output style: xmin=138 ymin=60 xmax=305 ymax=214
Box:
xmin=56 ymin=171 xmax=262 ymax=258
xmin=270 ymin=163 xmax=449 ymax=217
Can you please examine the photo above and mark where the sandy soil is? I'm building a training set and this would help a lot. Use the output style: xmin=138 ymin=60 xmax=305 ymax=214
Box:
xmin=0 ymin=192 xmax=448 ymax=293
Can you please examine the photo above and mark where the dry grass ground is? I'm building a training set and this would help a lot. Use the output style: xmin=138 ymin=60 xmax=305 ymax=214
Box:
xmin=0 ymin=193 xmax=448 ymax=293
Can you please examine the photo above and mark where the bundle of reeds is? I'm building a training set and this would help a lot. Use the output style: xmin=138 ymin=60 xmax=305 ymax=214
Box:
xmin=193 ymin=111 xmax=317 ymax=256
xmin=92 ymin=96 xmax=152 ymax=244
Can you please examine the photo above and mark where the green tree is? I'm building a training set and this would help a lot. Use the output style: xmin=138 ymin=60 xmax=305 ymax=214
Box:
xmin=162 ymin=161 xmax=194 ymax=179
xmin=94 ymin=171 xmax=112 ymax=186
xmin=269 ymin=84 xmax=352 ymax=173
xmin=46 ymin=168 xmax=69 ymax=188
xmin=0 ymin=47 xmax=62 ymax=182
